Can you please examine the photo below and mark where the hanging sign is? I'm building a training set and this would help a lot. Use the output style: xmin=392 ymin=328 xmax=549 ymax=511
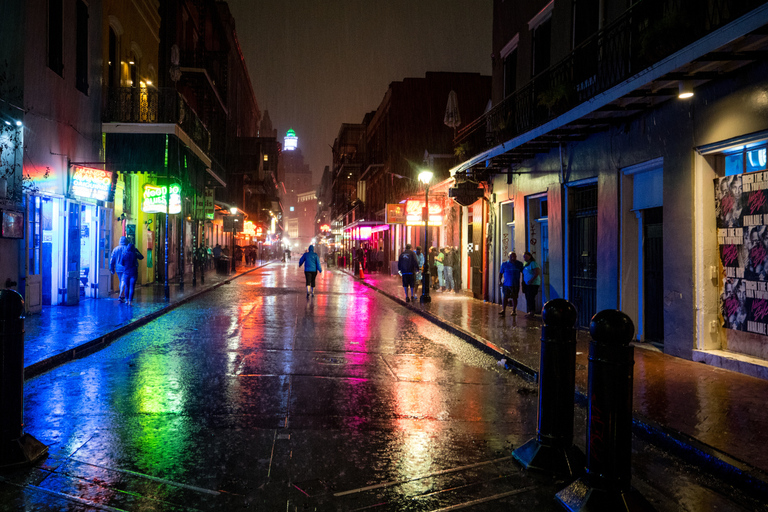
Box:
xmin=70 ymin=166 xmax=113 ymax=202
xmin=204 ymin=188 xmax=215 ymax=220
xmin=142 ymin=183 xmax=181 ymax=214
xmin=386 ymin=204 xmax=407 ymax=224
xmin=716 ymin=172 xmax=768 ymax=335
xmin=406 ymin=199 xmax=442 ymax=226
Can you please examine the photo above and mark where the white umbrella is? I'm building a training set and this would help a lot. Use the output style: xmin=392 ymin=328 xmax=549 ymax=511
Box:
xmin=444 ymin=90 xmax=461 ymax=133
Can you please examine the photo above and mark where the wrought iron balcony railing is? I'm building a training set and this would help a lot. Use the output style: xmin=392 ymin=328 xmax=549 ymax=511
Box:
xmin=455 ymin=0 xmax=766 ymax=161
xmin=103 ymin=87 xmax=211 ymax=154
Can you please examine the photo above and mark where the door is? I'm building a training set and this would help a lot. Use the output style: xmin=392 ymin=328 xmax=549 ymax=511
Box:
xmin=469 ymin=202 xmax=483 ymax=299
xmin=569 ymin=184 xmax=597 ymax=328
xmin=26 ymin=195 xmax=43 ymax=313
xmin=643 ymin=207 xmax=664 ymax=344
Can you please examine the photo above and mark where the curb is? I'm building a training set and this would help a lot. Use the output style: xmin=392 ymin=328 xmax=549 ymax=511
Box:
xmin=24 ymin=262 xmax=273 ymax=381
xmin=344 ymin=270 xmax=768 ymax=500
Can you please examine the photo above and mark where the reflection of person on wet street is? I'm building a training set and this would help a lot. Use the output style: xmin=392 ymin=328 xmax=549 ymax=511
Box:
xmin=299 ymin=245 xmax=322 ymax=298
xmin=120 ymin=243 xmax=144 ymax=306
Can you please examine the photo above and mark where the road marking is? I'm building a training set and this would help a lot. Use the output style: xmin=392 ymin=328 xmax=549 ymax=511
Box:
xmin=67 ymin=458 xmax=221 ymax=495
xmin=267 ymin=429 xmax=277 ymax=478
xmin=333 ymin=456 xmax=514 ymax=497
xmin=0 ymin=477 xmax=128 ymax=512
xmin=431 ymin=487 xmax=536 ymax=511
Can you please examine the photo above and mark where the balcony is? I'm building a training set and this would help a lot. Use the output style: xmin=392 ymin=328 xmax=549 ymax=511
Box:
xmin=455 ymin=0 xmax=767 ymax=164
xmin=103 ymin=87 xmax=211 ymax=155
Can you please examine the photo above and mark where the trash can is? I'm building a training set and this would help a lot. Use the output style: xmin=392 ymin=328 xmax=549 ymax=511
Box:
xmin=216 ymin=257 xmax=230 ymax=275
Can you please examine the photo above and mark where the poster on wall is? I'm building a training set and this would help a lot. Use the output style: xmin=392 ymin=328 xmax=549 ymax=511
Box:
xmin=715 ymin=172 xmax=768 ymax=334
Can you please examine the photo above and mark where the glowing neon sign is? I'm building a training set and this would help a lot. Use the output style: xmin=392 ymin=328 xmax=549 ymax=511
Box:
xmin=406 ymin=200 xmax=442 ymax=226
xmin=70 ymin=166 xmax=113 ymax=201
xmin=142 ymin=183 xmax=181 ymax=214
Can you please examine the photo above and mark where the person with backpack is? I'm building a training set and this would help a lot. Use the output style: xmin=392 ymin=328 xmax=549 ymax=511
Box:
xmin=299 ymin=244 xmax=322 ymax=298
xmin=398 ymin=244 xmax=419 ymax=302
xmin=120 ymin=242 xmax=144 ymax=306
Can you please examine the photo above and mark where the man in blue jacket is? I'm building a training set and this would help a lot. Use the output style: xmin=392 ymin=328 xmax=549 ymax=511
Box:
xmin=109 ymin=236 xmax=129 ymax=302
xmin=299 ymin=245 xmax=322 ymax=297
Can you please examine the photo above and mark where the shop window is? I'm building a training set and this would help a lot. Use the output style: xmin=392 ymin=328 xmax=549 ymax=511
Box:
xmin=48 ymin=0 xmax=63 ymax=75
xmin=747 ymin=146 xmax=767 ymax=173
xmin=503 ymin=48 xmax=518 ymax=98
xmin=531 ymin=17 xmax=552 ymax=77
xmin=724 ymin=145 xmax=767 ymax=175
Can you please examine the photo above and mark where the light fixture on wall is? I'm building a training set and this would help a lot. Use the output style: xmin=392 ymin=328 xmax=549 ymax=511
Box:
xmin=678 ymin=80 xmax=694 ymax=99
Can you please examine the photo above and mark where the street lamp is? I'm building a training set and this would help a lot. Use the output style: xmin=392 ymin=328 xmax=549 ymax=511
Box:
xmin=230 ymin=207 xmax=238 ymax=272
xmin=418 ymin=169 xmax=433 ymax=304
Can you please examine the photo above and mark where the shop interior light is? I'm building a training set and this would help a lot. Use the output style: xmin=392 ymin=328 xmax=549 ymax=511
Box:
xmin=679 ymin=80 xmax=694 ymax=99
xmin=15 ymin=121 xmax=21 ymax=127
xmin=4 ymin=121 xmax=10 ymax=126
xmin=129 ymin=60 xmax=135 ymax=65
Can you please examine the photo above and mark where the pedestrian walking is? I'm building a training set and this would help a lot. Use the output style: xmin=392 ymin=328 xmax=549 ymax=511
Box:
xmin=109 ymin=236 xmax=129 ymax=302
xmin=522 ymin=251 xmax=541 ymax=318
xmin=499 ymin=252 xmax=524 ymax=315
xmin=398 ymin=244 xmax=419 ymax=302
xmin=120 ymin=242 xmax=144 ymax=306
xmin=299 ymin=244 xmax=322 ymax=297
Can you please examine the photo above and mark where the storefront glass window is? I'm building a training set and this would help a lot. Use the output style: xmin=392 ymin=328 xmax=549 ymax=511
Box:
xmin=746 ymin=146 xmax=767 ymax=173
xmin=725 ymin=152 xmax=743 ymax=176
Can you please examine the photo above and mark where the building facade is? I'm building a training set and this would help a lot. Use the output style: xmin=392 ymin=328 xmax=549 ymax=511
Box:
xmin=451 ymin=0 xmax=768 ymax=377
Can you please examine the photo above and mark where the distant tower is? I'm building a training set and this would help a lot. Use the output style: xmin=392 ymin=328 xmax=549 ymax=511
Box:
xmin=284 ymin=128 xmax=298 ymax=151
xmin=260 ymin=110 xmax=276 ymax=138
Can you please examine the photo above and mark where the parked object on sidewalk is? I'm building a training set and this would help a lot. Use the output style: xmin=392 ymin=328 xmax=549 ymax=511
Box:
xmin=557 ymin=310 xmax=655 ymax=512
xmin=0 ymin=289 xmax=48 ymax=469
xmin=513 ymin=298 xmax=584 ymax=478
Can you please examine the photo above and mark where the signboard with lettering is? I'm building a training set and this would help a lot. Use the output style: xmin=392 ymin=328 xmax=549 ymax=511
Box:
xmin=142 ymin=183 xmax=182 ymax=214
xmin=716 ymin=172 xmax=768 ymax=335
xmin=406 ymin=199 xmax=442 ymax=226
xmin=204 ymin=188 xmax=214 ymax=220
xmin=70 ymin=166 xmax=113 ymax=202
xmin=386 ymin=204 xmax=407 ymax=224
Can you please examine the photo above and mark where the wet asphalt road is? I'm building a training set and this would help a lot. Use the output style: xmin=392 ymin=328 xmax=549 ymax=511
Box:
xmin=1 ymin=263 xmax=767 ymax=511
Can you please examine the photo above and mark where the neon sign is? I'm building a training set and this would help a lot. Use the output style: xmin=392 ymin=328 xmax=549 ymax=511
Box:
xmin=406 ymin=200 xmax=442 ymax=226
xmin=70 ymin=166 xmax=113 ymax=202
xmin=320 ymin=224 xmax=331 ymax=232
xmin=243 ymin=220 xmax=256 ymax=236
xmin=142 ymin=183 xmax=181 ymax=214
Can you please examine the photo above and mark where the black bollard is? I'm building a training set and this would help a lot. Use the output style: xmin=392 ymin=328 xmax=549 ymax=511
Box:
xmin=556 ymin=309 xmax=655 ymax=512
xmin=512 ymin=298 xmax=584 ymax=477
xmin=0 ymin=289 xmax=47 ymax=469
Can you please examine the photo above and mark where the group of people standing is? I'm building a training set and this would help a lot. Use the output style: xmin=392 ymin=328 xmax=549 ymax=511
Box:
xmin=498 ymin=251 xmax=541 ymax=318
xmin=429 ymin=246 xmax=458 ymax=293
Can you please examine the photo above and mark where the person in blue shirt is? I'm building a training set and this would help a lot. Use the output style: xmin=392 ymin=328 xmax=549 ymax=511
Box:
xmin=498 ymin=251 xmax=524 ymax=315
xmin=299 ymin=245 xmax=322 ymax=298
xmin=120 ymin=243 xmax=144 ymax=306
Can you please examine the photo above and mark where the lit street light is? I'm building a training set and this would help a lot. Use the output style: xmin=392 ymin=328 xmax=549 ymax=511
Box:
xmin=418 ymin=169 xmax=433 ymax=304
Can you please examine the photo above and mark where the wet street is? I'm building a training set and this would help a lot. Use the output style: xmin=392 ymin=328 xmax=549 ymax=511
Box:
xmin=2 ymin=264 xmax=767 ymax=511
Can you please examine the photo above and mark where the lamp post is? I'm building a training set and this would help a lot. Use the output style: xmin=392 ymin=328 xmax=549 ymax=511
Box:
xmin=419 ymin=169 xmax=433 ymax=304
xmin=230 ymin=206 xmax=238 ymax=273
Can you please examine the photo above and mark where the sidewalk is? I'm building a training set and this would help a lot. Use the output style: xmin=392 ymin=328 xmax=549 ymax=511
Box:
xmin=23 ymin=260 xmax=273 ymax=379
xmin=348 ymin=269 xmax=768 ymax=490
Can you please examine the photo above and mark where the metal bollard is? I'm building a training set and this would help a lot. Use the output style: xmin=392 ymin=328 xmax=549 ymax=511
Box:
xmin=512 ymin=298 xmax=584 ymax=477
xmin=0 ymin=289 xmax=47 ymax=469
xmin=556 ymin=309 xmax=654 ymax=512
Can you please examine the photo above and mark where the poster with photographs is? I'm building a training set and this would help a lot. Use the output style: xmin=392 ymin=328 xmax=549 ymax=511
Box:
xmin=716 ymin=172 xmax=768 ymax=334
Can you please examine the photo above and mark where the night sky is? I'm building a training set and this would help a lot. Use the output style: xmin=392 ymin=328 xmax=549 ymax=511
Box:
xmin=226 ymin=0 xmax=492 ymax=184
